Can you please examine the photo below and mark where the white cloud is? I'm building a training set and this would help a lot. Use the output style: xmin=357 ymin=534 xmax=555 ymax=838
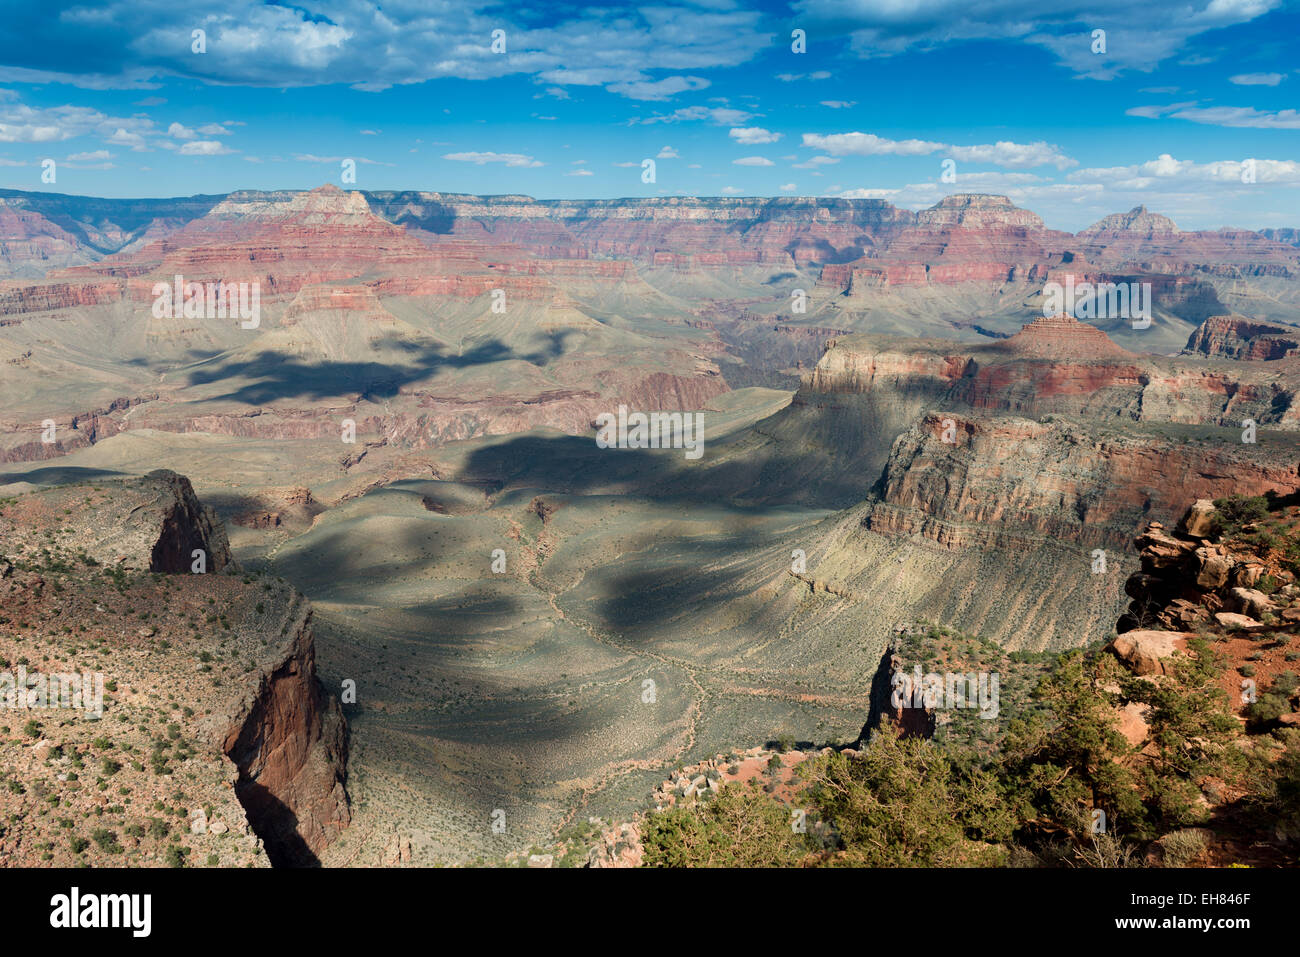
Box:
xmin=720 ymin=186 xmax=744 ymax=194
xmin=177 ymin=140 xmax=235 ymax=156
xmin=947 ymin=140 xmax=1076 ymax=170
xmin=1168 ymin=105 xmax=1300 ymax=128
xmin=606 ymin=76 xmax=709 ymax=100
xmin=792 ymin=0 xmax=1280 ymax=80
xmin=656 ymin=145 xmax=679 ymax=158
xmin=636 ymin=106 xmax=754 ymax=125
xmin=802 ymin=131 xmax=944 ymax=157
xmin=733 ymin=156 xmax=773 ymax=166
xmin=106 ymin=128 xmax=147 ymax=150
xmin=1070 ymin=153 xmax=1300 ymax=186
xmin=443 ymin=151 xmax=544 ymax=167
xmin=66 ymin=149 xmax=110 ymax=161
xmin=45 ymin=4 xmax=772 ymax=98
xmin=779 ymin=182 xmax=797 ymax=191
xmin=729 ymin=126 xmax=782 ymax=144
xmin=292 ymin=153 xmax=389 ymax=165
xmin=566 ymin=168 xmax=594 ymax=176
xmin=775 ymin=71 xmax=831 ymax=81
xmin=1125 ymin=101 xmax=1198 ymax=118
xmin=801 ymin=131 xmax=1075 ymax=168
xmin=0 ymin=98 xmax=154 ymax=145
xmin=820 ymin=100 xmax=855 ymax=109
xmin=792 ymin=155 xmax=840 ymax=169
xmin=1230 ymin=73 xmax=1285 ymax=86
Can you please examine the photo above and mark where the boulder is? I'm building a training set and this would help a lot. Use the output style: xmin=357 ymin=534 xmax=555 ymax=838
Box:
xmin=1107 ymin=630 xmax=1187 ymax=676
xmin=1214 ymin=611 xmax=1264 ymax=631
xmin=1194 ymin=548 xmax=1232 ymax=588
xmin=1137 ymin=528 xmax=1195 ymax=569
xmin=1228 ymin=587 xmax=1276 ymax=619
xmin=1180 ymin=499 xmax=1217 ymax=539
xmin=1114 ymin=702 xmax=1151 ymax=748
xmin=1233 ymin=563 xmax=1266 ymax=588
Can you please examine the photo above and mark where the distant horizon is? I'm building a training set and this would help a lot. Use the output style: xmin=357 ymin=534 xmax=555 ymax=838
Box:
xmin=0 ymin=184 xmax=1287 ymax=236
xmin=1 ymin=2 xmax=1297 ymax=233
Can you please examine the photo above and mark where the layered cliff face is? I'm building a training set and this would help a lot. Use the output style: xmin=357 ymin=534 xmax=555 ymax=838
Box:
xmin=706 ymin=314 xmax=1300 ymax=568
xmin=0 ymin=200 xmax=96 ymax=278
xmin=0 ymin=185 xmax=730 ymax=463
xmin=1184 ymin=315 xmax=1300 ymax=360
xmin=0 ymin=471 xmax=349 ymax=867
xmin=804 ymin=316 xmax=1298 ymax=433
xmin=867 ymin=412 xmax=1300 ymax=551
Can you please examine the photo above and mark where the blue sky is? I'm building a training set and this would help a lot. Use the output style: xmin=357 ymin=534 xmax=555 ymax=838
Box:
xmin=0 ymin=0 xmax=1297 ymax=230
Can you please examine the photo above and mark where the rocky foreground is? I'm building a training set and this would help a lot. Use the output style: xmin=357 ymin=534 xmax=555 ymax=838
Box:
xmin=0 ymin=470 xmax=349 ymax=866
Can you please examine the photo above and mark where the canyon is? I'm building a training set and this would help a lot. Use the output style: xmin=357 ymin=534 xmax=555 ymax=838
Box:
xmin=1 ymin=184 xmax=1299 ymax=865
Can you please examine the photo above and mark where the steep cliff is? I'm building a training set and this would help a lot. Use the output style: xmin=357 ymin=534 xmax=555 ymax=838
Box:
xmin=867 ymin=412 xmax=1300 ymax=551
xmin=214 ymin=593 xmax=350 ymax=867
xmin=1184 ymin=315 xmax=1300 ymax=361
xmin=0 ymin=471 xmax=349 ymax=867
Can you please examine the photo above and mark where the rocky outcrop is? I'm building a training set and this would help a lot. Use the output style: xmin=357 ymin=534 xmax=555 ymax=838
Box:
xmin=867 ymin=413 xmax=1300 ymax=551
xmin=16 ymin=468 xmax=235 ymax=573
xmin=216 ymin=594 xmax=350 ymax=867
xmin=1117 ymin=502 xmax=1279 ymax=633
xmin=860 ymin=644 xmax=936 ymax=741
xmin=1107 ymin=630 xmax=1188 ymax=676
xmin=1184 ymin=315 xmax=1300 ymax=361
xmin=801 ymin=319 xmax=1298 ymax=433
xmin=586 ymin=823 xmax=644 ymax=868
xmin=0 ymin=472 xmax=349 ymax=867
xmin=1079 ymin=205 xmax=1180 ymax=239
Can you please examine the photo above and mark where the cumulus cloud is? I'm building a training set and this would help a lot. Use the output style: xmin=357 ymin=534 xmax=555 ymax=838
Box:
xmin=176 ymin=140 xmax=235 ymax=155
xmin=733 ymin=155 xmax=773 ymax=166
xmin=0 ymin=2 xmax=770 ymax=97
xmin=947 ymin=141 xmax=1076 ymax=170
xmin=0 ymin=99 xmax=154 ymax=145
xmin=656 ymin=145 xmax=679 ymax=158
xmin=729 ymin=126 xmax=782 ymax=144
xmin=1069 ymin=153 xmax=1300 ymax=187
xmin=802 ymin=131 xmax=945 ymax=157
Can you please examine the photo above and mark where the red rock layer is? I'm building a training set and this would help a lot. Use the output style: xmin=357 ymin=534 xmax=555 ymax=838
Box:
xmin=1184 ymin=315 xmax=1300 ymax=361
